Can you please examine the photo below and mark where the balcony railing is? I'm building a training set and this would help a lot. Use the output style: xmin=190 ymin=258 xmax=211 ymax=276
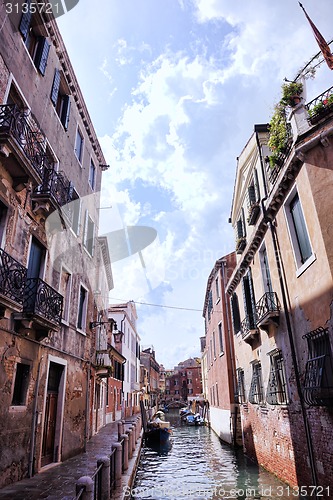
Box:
xmin=255 ymin=291 xmax=280 ymax=328
xmin=33 ymin=168 xmax=72 ymax=208
xmin=23 ymin=277 xmax=63 ymax=325
xmin=0 ymin=248 xmax=27 ymax=306
xmin=95 ymin=350 xmax=112 ymax=377
xmin=0 ymin=104 xmax=47 ymax=181
xmin=241 ymin=313 xmax=258 ymax=343
xmin=306 ymin=86 xmax=333 ymax=125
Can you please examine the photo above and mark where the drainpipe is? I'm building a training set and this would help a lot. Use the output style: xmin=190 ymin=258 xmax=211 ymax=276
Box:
xmin=261 ymin=197 xmax=318 ymax=492
xmin=28 ymin=354 xmax=43 ymax=477
xmin=84 ymin=362 xmax=91 ymax=451
xmin=221 ymin=260 xmax=238 ymax=447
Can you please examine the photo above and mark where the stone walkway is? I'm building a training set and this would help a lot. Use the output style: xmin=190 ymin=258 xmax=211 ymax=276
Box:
xmin=0 ymin=417 xmax=141 ymax=500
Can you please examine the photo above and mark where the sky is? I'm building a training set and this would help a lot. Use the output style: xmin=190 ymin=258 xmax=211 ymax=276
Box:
xmin=58 ymin=0 xmax=333 ymax=368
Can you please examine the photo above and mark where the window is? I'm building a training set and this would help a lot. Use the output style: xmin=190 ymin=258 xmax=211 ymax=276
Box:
xmin=12 ymin=362 xmax=30 ymax=406
xmin=236 ymin=208 xmax=246 ymax=253
xmin=242 ymin=269 xmax=257 ymax=331
xmin=215 ymin=277 xmax=220 ymax=301
xmin=207 ymin=290 xmax=213 ymax=321
xmin=83 ymin=210 xmax=94 ymax=256
xmin=285 ymin=189 xmax=314 ymax=272
xmin=0 ymin=200 xmax=8 ymax=246
xmin=212 ymin=331 xmax=216 ymax=359
xmin=50 ymin=69 xmax=71 ymax=130
xmin=237 ymin=368 xmax=246 ymax=404
xmin=19 ymin=7 xmax=50 ymax=75
xmin=187 ymin=379 xmax=192 ymax=384
xmin=60 ymin=268 xmax=72 ymax=323
xmin=218 ymin=322 xmax=224 ymax=354
xmin=77 ymin=285 xmax=88 ymax=331
xmin=231 ymin=293 xmax=241 ymax=334
xmin=303 ymin=327 xmax=333 ymax=406
xmin=216 ymin=383 xmax=219 ymax=406
xmin=249 ymin=362 xmax=264 ymax=405
xmin=266 ymin=350 xmax=288 ymax=405
xmin=74 ymin=127 xmax=84 ymax=163
xmin=89 ymin=160 xmax=96 ymax=190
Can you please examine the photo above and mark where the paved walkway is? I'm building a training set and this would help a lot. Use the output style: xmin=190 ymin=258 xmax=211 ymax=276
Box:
xmin=0 ymin=417 xmax=141 ymax=500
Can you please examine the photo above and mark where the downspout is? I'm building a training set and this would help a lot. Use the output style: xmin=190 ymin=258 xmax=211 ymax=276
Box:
xmin=28 ymin=354 xmax=43 ymax=477
xmin=261 ymin=196 xmax=318 ymax=492
xmin=221 ymin=261 xmax=238 ymax=447
xmin=84 ymin=362 xmax=91 ymax=451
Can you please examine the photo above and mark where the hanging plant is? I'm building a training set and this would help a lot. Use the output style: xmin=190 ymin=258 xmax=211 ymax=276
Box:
xmin=267 ymin=104 xmax=288 ymax=167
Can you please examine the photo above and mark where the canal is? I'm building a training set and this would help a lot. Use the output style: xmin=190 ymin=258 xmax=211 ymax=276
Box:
xmin=129 ymin=410 xmax=299 ymax=499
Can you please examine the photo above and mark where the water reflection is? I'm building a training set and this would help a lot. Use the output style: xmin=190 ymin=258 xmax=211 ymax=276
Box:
xmin=131 ymin=410 xmax=299 ymax=500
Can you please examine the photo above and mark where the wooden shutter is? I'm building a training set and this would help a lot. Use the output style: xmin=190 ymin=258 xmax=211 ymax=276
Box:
xmin=35 ymin=37 xmax=50 ymax=76
xmin=236 ymin=219 xmax=243 ymax=238
xmin=51 ymin=69 xmax=61 ymax=106
xmin=19 ymin=3 xmax=32 ymax=41
xmin=248 ymin=185 xmax=256 ymax=205
xmin=254 ymin=168 xmax=260 ymax=202
xmin=61 ymin=95 xmax=71 ymax=130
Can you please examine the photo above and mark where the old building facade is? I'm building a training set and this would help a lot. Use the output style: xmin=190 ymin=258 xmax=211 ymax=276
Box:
xmin=140 ymin=347 xmax=160 ymax=409
xmin=0 ymin=3 xmax=111 ymax=487
xmin=202 ymin=253 xmax=241 ymax=445
xmin=108 ymin=301 xmax=141 ymax=417
xmin=165 ymin=358 xmax=202 ymax=403
xmin=227 ymin=80 xmax=333 ymax=489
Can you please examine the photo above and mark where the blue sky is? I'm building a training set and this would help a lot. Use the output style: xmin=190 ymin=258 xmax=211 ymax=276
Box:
xmin=58 ymin=0 xmax=332 ymax=368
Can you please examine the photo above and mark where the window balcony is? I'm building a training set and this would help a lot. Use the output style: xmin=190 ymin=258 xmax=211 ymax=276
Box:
xmin=303 ymin=355 xmax=333 ymax=407
xmin=31 ymin=167 xmax=72 ymax=218
xmin=95 ymin=350 xmax=112 ymax=378
xmin=247 ymin=202 xmax=260 ymax=226
xmin=255 ymin=292 xmax=280 ymax=330
xmin=20 ymin=277 xmax=63 ymax=337
xmin=241 ymin=314 xmax=259 ymax=344
xmin=306 ymin=86 xmax=333 ymax=125
xmin=236 ymin=237 xmax=246 ymax=254
xmin=0 ymin=248 xmax=27 ymax=312
xmin=0 ymin=104 xmax=46 ymax=190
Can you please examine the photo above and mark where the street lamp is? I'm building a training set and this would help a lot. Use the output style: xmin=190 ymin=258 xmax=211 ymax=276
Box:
xmin=89 ymin=317 xmax=123 ymax=343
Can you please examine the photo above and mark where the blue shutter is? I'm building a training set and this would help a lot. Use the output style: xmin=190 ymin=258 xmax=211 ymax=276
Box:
xmin=19 ymin=2 xmax=32 ymax=41
xmin=35 ymin=37 xmax=50 ymax=76
xmin=51 ymin=69 xmax=61 ymax=106
xmin=61 ymin=95 xmax=71 ymax=130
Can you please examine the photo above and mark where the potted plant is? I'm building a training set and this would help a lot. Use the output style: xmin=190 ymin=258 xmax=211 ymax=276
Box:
xmin=280 ymin=81 xmax=303 ymax=107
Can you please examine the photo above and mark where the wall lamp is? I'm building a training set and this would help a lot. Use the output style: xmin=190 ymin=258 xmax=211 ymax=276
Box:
xmin=89 ymin=317 xmax=124 ymax=343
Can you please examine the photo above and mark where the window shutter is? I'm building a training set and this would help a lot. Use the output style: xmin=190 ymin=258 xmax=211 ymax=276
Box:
xmin=236 ymin=219 xmax=243 ymax=239
xmin=241 ymin=207 xmax=246 ymax=237
xmin=35 ymin=37 xmax=50 ymax=76
xmin=254 ymin=168 xmax=260 ymax=202
xmin=61 ymin=95 xmax=71 ymax=130
xmin=83 ymin=209 xmax=88 ymax=247
xmin=248 ymin=185 xmax=256 ymax=205
xmin=231 ymin=293 xmax=241 ymax=333
xmin=51 ymin=69 xmax=61 ymax=106
xmin=19 ymin=3 xmax=32 ymax=41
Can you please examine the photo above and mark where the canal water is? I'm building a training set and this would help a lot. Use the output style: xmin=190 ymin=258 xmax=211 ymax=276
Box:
xmin=129 ymin=410 xmax=299 ymax=499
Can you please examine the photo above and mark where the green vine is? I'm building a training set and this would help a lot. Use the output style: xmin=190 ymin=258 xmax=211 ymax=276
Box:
xmin=267 ymin=104 xmax=288 ymax=168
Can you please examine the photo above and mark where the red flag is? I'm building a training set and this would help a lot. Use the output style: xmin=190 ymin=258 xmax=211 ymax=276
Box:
xmin=299 ymin=2 xmax=333 ymax=70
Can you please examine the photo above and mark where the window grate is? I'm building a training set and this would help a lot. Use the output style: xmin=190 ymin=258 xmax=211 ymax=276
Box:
xmin=303 ymin=327 xmax=333 ymax=406
xmin=266 ymin=351 xmax=288 ymax=405
xmin=249 ymin=363 xmax=264 ymax=405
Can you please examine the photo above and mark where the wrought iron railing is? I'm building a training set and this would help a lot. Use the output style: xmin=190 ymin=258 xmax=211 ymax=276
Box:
xmin=0 ymin=248 xmax=27 ymax=305
xmin=303 ymin=355 xmax=333 ymax=406
xmin=306 ymin=85 xmax=333 ymax=124
xmin=0 ymin=104 xmax=47 ymax=179
xmin=23 ymin=277 xmax=63 ymax=324
xmin=241 ymin=313 xmax=258 ymax=339
xmin=255 ymin=291 xmax=280 ymax=324
xmin=33 ymin=168 xmax=72 ymax=207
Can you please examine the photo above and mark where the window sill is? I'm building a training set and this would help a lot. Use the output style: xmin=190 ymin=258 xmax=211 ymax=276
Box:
xmin=9 ymin=405 xmax=27 ymax=412
xmin=296 ymin=253 xmax=316 ymax=278
xmin=76 ymin=328 xmax=87 ymax=336
xmin=219 ymin=351 xmax=224 ymax=357
xmin=215 ymin=297 xmax=220 ymax=305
